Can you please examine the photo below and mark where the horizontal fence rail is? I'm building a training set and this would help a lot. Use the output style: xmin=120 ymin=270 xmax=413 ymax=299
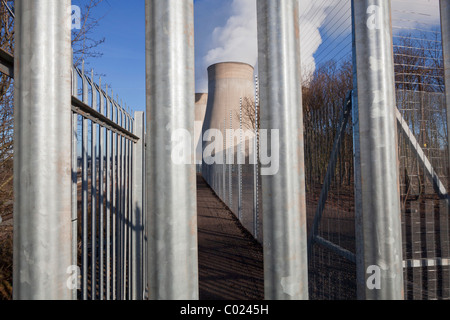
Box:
xmin=0 ymin=47 xmax=13 ymax=78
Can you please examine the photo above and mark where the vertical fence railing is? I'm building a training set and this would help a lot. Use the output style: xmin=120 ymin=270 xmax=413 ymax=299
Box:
xmin=105 ymin=85 xmax=112 ymax=300
xmin=71 ymin=63 xmax=79 ymax=301
xmin=132 ymin=112 xmax=145 ymax=300
xmin=71 ymin=63 xmax=144 ymax=300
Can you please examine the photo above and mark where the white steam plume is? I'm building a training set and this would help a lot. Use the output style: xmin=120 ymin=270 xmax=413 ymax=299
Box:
xmin=202 ymin=0 xmax=258 ymax=74
xmin=300 ymin=0 xmax=343 ymax=79
xmin=200 ymin=0 xmax=341 ymax=90
xmin=198 ymin=0 xmax=441 ymax=92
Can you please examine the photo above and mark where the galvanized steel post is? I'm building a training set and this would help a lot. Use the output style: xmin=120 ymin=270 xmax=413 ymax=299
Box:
xmin=98 ymin=80 xmax=105 ymax=301
xmin=90 ymin=69 xmax=98 ymax=300
xmin=105 ymin=88 xmax=112 ymax=301
xmin=119 ymin=105 xmax=125 ymax=299
xmin=132 ymin=112 xmax=145 ymax=300
xmin=71 ymin=61 xmax=79 ymax=301
xmin=441 ymin=1 xmax=450 ymax=168
xmin=81 ymin=62 xmax=89 ymax=300
xmin=13 ymin=0 xmax=72 ymax=300
xmin=256 ymin=0 xmax=309 ymax=300
xmin=111 ymin=99 xmax=118 ymax=300
xmin=352 ymin=0 xmax=404 ymax=300
xmin=145 ymin=0 xmax=199 ymax=300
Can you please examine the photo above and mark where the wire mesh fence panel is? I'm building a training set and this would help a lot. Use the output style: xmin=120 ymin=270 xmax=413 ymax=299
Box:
xmin=301 ymin=0 xmax=356 ymax=300
xmin=300 ymin=0 xmax=450 ymax=300
xmin=393 ymin=0 xmax=450 ymax=300
xmin=241 ymin=164 xmax=255 ymax=239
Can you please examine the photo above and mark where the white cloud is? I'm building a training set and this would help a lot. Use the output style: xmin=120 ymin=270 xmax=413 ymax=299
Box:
xmin=391 ymin=0 xmax=441 ymax=37
xmin=202 ymin=0 xmax=258 ymax=73
xmin=199 ymin=0 xmax=345 ymax=87
xmin=300 ymin=0 xmax=344 ymax=78
xmin=195 ymin=0 xmax=442 ymax=92
xmin=195 ymin=0 xmax=233 ymax=92
xmin=392 ymin=0 xmax=440 ymax=29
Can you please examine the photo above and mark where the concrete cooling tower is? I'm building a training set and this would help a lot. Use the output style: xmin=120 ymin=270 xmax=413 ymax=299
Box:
xmin=195 ymin=93 xmax=208 ymax=169
xmin=202 ymin=62 xmax=256 ymax=159
xmin=201 ymin=62 xmax=260 ymax=241
xmin=195 ymin=93 xmax=208 ymax=122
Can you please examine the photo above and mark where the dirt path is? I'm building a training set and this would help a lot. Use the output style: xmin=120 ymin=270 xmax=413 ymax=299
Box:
xmin=197 ymin=175 xmax=264 ymax=300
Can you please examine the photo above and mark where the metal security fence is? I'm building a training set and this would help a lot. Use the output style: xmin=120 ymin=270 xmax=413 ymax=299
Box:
xmin=7 ymin=0 xmax=450 ymax=301
xmin=302 ymin=0 xmax=450 ymax=300
xmin=202 ymin=0 xmax=450 ymax=301
xmin=71 ymin=63 xmax=146 ymax=300
xmin=10 ymin=0 xmax=198 ymax=301
xmin=301 ymin=0 xmax=355 ymax=300
xmin=3 ymin=1 xmax=147 ymax=300
xmin=393 ymin=2 xmax=450 ymax=299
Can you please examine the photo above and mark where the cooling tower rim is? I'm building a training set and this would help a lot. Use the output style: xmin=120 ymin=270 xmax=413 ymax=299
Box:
xmin=207 ymin=61 xmax=255 ymax=71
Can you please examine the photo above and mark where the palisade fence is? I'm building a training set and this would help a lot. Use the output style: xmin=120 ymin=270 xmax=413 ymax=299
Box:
xmin=71 ymin=62 xmax=146 ymax=300
xmin=0 ymin=0 xmax=146 ymax=300
xmin=1 ymin=38 xmax=147 ymax=300
xmin=3 ymin=52 xmax=147 ymax=300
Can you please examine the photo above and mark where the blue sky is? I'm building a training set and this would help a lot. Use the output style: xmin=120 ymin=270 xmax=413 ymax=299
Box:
xmin=72 ymin=0 xmax=442 ymax=114
xmin=72 ymin=0 xmax=146 ymax=111
xmin=72 ymin=0 xmax=234 ymax=113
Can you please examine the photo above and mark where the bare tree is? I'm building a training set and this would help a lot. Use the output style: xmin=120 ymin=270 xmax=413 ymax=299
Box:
xmin=0 ymin=0 xmax=14 ymax=221
xmin=393 ymin=31 xmax=446 ymax=200
xmin=302 ymin=58 xmax=353 ymax=189
xmin=0 ymin=0 xmax=108 ymax=218
xmin=236 ymin=97 xmax=260 ymax=131
xmin=72 ymin=0 xmax=108 ymax=67
xmin=394 ymin=31 xmax=444 ymax=94
xmin=0 ymin=0 xmax=14 ymax=301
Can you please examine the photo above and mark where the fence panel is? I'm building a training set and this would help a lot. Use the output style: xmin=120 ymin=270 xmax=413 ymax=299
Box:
xmin=71 ymin=63 xmax=144 ymax=300
xmin=392 ymin=1 xmax=450 ymax=299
